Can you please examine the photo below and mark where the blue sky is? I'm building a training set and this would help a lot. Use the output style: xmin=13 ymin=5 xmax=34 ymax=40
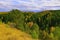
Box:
xmin=0 ymin=0 xmax=60 ymax=12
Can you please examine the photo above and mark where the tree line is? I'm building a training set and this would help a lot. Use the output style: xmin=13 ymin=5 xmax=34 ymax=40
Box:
xmin=0 ymin=9 xmax=60 ymax=40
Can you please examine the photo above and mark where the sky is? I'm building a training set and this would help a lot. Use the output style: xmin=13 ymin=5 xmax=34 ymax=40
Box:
xmin=0 ymin=0 xmax=60 ymax=12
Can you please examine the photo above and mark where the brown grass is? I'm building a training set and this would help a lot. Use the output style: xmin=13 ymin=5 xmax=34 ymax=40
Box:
xmin=0 ymin=23 xmax=33 ymax=40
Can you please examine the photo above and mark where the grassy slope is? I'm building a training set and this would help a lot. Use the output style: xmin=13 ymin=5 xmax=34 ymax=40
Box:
xmin=0 ymin=23 xmax=33 ymax=40
xmin=0 ymin=12 xmax=8 ymax=14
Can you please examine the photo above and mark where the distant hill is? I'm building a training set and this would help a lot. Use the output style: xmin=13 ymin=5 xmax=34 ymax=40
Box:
xmin=0 ymin=12 xmax=8 ymax=14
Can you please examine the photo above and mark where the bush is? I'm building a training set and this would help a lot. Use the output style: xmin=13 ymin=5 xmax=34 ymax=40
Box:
xmin=29 ymin=23 xmax=39 ymax=39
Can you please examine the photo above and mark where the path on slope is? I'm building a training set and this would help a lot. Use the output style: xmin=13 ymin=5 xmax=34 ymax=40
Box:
xmin=0 ymin=23 xmax=33 ymax=40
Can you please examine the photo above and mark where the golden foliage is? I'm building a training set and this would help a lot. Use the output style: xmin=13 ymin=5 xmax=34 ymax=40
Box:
xmin=50 ymin=26 xmax=55 ymax=32
xmin=28 ymin=22 xmax=33 ymax=28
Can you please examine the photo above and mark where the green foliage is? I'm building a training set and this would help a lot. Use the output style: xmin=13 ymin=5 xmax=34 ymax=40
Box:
xmin=30 ymin=23 xmax=39 ymax=39
xmin=0 ymin=9 xmax=60 ymax=40
xmin=53 ymin=27 xmax=60 ymax=40
xmin=7 ymin=9 xmax=25 ymax=31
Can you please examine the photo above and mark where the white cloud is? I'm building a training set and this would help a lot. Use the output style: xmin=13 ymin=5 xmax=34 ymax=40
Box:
xmin=0 ymin=0 xmax=60 ymax=11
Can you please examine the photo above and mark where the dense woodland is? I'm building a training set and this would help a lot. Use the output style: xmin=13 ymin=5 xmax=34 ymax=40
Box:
xmin=0 ymin=9 xmax=60 ymax=40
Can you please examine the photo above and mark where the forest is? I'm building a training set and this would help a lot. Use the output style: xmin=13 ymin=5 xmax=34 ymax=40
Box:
xmin=0 ymin=9 xmax=60 ymax=40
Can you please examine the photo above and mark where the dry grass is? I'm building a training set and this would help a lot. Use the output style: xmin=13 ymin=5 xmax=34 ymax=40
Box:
xmin=0 ymin=12 xmax=8 ymax=14
xmin=0 ymin=23 xmax=33 ymax=40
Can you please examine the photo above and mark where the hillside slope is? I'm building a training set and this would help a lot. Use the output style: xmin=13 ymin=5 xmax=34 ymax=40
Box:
xmin=0 ymin=23 xmax=33 ymax=40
